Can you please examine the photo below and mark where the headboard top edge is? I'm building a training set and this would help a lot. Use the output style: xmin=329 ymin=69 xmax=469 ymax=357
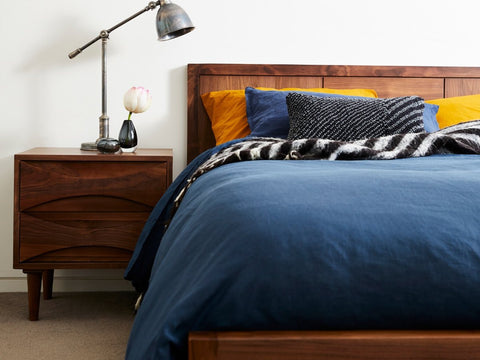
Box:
xmin=188 ymin=63 xmax=480 ymax=79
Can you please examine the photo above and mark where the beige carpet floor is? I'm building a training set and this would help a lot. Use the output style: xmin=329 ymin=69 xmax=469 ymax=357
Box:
xmin=0 ymin=292 xmax=138 ymax=360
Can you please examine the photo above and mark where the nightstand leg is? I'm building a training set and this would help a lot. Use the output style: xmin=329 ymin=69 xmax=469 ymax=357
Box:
xmin=43 ymin=270 xmax=54 ymax=300
xmin=23 ymin=270 xmax=42 ymax=321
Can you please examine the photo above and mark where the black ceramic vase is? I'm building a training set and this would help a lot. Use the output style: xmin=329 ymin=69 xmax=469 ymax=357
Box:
xmin=118 ymin=119 xmax=138 ymax=152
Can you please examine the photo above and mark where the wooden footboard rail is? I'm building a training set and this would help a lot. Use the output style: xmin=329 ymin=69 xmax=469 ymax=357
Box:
xmin=189 ymin=330 xmax=480 ymax=360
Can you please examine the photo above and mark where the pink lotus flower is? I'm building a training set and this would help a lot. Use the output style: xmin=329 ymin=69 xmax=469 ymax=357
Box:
xmin=124 ymin=86 xmax=152 ymax=119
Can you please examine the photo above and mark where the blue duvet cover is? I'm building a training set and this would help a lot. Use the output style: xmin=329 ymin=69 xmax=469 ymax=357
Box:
xmin=124 ymin=152 xmax=480 ymax=360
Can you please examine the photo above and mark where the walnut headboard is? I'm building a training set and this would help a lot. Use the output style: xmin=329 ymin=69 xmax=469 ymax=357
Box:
xmin=187 ymin=64 xmax=480 ymax=163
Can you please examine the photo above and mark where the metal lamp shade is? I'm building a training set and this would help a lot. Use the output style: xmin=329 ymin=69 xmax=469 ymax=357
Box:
xmin=156 ymin=2 xmax=194 ymax=41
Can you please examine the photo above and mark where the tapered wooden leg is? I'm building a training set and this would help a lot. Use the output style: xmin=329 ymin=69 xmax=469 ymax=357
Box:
xmin=42 ymin=269 xmax=54 ymax=300
xmin=23 ymin=270 xmax=42 ymax=321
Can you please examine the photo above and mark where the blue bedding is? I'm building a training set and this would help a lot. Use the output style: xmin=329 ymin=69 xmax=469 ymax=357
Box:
xmin=124 ymin=152 xmax=480 ymax=360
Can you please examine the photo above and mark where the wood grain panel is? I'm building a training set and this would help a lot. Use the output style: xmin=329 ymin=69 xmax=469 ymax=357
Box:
xmin=189 ymin=331 xmax=480 ymax=360
xmin=19 ymin=161 xmax=166 ymax=211
xmin=18 ymin=212 xmax=146 ymax=263
xmin=445 ymin=78 xmax=480 ymax=97
xmin=190 ymin=64 xmax=480 ymax=78
xmin=324 ymin=77 xmax=444 ymax=100
xmin=24 ymin=196 xmax=153 ymax=212
xmin=199 ymin=75 xmax=324 ymax=94
xmin=22 ymin=247 xmax=133 ymax=266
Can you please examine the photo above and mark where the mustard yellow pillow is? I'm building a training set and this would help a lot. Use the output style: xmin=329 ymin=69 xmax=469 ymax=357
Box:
xmin=201 ymin=90 xmax=250 ymax=146
xmin=201 ymin=87 xmax=378 ymax=145
xmin=426 ymin=94 xmax=480 ymax=129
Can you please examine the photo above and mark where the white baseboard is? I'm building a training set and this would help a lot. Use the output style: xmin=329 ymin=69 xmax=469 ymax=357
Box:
xmin=0 ymin=275 xmax=135 ymax=292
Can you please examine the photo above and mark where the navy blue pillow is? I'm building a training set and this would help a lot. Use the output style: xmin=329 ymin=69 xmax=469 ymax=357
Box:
xmin=245 ymin=87 xmax=439 ymax=138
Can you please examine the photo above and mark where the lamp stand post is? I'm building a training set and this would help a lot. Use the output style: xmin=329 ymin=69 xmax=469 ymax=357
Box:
xmin=81 ymin=31 xmax=110 ymax=151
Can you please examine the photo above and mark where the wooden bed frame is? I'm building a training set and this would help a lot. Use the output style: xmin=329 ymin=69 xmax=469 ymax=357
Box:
xmin=186 ymin=64 xmax=480 ymax=359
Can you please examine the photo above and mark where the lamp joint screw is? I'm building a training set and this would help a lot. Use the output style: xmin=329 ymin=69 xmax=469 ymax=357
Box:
xmin=147 ymin=2 xmax=158 ymax=10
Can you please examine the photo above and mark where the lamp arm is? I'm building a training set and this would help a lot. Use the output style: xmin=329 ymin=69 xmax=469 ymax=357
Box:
xmin=68 ymin=1 xmax=160 ymax=59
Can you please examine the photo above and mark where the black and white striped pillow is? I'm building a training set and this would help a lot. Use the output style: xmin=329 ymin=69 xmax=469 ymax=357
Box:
xmin=286 ymin=93 xmax=425 ymax=141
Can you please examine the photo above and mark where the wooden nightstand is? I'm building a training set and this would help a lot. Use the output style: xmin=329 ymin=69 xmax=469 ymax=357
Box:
xmin=13 ymin=147 xmax=172 ymax=320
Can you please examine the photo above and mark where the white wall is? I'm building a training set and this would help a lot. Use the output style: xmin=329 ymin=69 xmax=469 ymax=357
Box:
xmin=1 ymin=0 xmax=479 ymax=292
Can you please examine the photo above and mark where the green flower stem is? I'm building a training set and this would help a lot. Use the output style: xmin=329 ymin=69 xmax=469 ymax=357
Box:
xmin=128 ymin=112 xmax=132 ymax=120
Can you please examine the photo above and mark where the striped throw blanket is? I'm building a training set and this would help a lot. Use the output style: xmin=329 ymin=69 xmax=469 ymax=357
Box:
xmin=174 ymin=120 xmax=480 ymax=209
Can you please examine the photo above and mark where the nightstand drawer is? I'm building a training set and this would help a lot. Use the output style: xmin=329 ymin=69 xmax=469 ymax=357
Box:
xmin=19 ymin=160 xmax=168 ymax=211
xmin=18 ymin=212 xmax=147 ymax=264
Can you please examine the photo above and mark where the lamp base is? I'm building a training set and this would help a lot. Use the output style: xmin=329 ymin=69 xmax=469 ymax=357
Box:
xmin=81 ymin=141 xmax=98 ymax=151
